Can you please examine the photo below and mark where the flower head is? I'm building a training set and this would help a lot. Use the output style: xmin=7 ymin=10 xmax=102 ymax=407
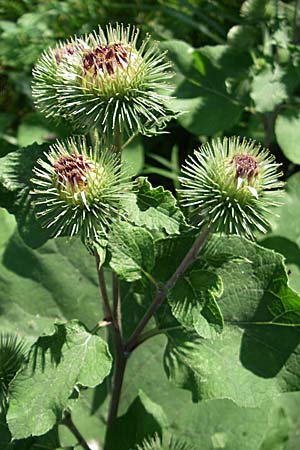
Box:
xmin=179 ymin=137 xmax=283 ymax=238
xmin=136 ymin=434 xmax=194 ymax=450
xmin=0 ymin=334 xmax=26 ymax=412
xmin=32 ymin=24 xmax=176 ymax=138
xmin=32 ymin=136 xmax=131 ymax=240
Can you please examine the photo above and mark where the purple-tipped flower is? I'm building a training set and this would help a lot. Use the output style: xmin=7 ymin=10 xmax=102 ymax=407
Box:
xmin=179 ymin=137 xmax=284 ymax=238
xmin=32 ymin=136 xmax=132 ymax=241
xmin=32 ymin=24 xmax=176 ymax=138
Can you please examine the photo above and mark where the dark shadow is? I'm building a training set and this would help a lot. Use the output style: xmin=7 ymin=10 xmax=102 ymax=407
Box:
xmin=2 ymin=230 xmax=41 ymax=280
xmin=136 ymin=188 xmax=165 ymax=211
xmin=260 ymin=236 xmax=300 ymax=268
xmin=30 ymin=324 xmax=66 ymax=374
xmin=1 ymin=143 xmax=52 ymax=248
xmin=174 ymin=46 xmax=252 ymax=136
xmin=240 ymin=291 xmax=300 ymax=378
xmin=91 ymin=381 xmax=109 ymax=415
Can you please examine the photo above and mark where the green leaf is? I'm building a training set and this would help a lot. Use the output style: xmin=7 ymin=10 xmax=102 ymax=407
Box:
xmin=0 ymin=210 xmax=104 ymax=342
xmin=0 ymin=142 xmax=52 ymax=248
xmin=106 ymin=391 xmax=168 ymax=450
xmin=159 ymin=40 xmax=195 ymax=88
xmin=17 ymin=113 xmax=54 ymax=147
xmin=162 ymin=235 xmax=300 ymax=407
xmin=275 ymin=111 xmax=300 ymax=164
xmin=120 ymin=336 xmax=292 ymax=450
xmin=258 ymin=402 xmax=290 ymax=450
xmin=122 ymin=136 xmax=144 ymax=177
xmin=250 ymin=65 xmax=287 ymax=113
xmin=7 ymin=321 xmax=112 ymax=439
xmin=122 ymin=177 xmax=186 ymax=237
xmin=167 ymin=268 xmax=224 ymax=337
xmin=162 ymin=41 xmax=250 ymax=136
xmin=58 ymin=385 xmax=108 ymax=449
xmin=266 ymin=173 xmax=300 ymax=246
xmin=272 ymin=392 xmax=300 ymax=450
xmin=1 ymin=412 xmax=62 ymax=450
xmin=109 ymin=221 xmax=155 ymax=282
xmin=261 ymin=236 xmax=300 ymax=293
xmin=260 ymin=173 xmax=300 ymax=292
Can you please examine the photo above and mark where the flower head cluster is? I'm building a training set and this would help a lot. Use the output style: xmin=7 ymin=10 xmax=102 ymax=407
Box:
xmin=32 ymin=137 xmax=131 ymax=240
xmin=179 ymin=137 xmax=283 ymax=238
xmin=32 ymin=24 xmax=175 ymax=138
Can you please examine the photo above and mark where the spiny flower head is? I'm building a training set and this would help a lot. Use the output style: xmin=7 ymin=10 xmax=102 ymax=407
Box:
xmin=0 ymin=334 xmax=26 ymax=412
xmin=136 ymin=434 xmax=194 ymax=450
xmin=179 ymin=137 xmax=284 ymax=238
xmin=32 ymin=24 xmax=176 ymax=138
xmin=32 ymin=136 xmax=131 ymax=241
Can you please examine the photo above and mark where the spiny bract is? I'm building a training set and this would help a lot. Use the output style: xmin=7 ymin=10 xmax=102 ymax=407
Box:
xmin=136 ymin=434 xmax=194 ymax=450
xmin=31 ymin=136 xmax=132 ymax=241
xmin=0 ymin=334 xmax=26 ymax=412
xmin=32 ymin=24 xmax=176 ymax=138
xmin=178 ymin=136 xmax=284 ymax=238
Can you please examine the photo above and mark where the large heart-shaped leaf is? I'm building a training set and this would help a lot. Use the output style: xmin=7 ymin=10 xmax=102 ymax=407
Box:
xmin=7 ymin=321 xmax=112 ymax=439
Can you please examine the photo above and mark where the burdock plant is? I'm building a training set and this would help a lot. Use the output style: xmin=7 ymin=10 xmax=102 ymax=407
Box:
xmin=3 ymin=21 xmax=289 ymax=450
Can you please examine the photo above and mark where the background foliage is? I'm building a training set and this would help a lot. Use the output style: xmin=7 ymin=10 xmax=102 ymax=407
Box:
xmin=1 ymin=0 xmax=300 ymax=449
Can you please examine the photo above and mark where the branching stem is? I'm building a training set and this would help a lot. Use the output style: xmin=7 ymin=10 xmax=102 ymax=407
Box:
xmin=98 ymin=132 xmax=210 ymax=450
xmin=103 ymin=287 xmax=126 ymax=450
xmin=95 ymin=264 xmax=125 ymax=449
xmin=124 ymin=227 xmax=210 ymax=352
xmin=62 ymin=411 xmax=92 ymax=450
xmin=100 ymin=227 xmax=210 ymax=449
xmin=95 ymin=254 xmax=113 ymax=321
xmin=135 ymin=325 xmax=183 ymax=349
xmin=113 ymin=272 xmax=123 ymax=339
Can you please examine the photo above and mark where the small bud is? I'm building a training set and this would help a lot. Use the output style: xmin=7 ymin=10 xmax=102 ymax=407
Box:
xmin=32 ymin=137 xmax=131 ymax=240
xmin=32 ymin=24 xmax=176 ymax=138
xmin=178 ymin=137 xmax=284 ymax=238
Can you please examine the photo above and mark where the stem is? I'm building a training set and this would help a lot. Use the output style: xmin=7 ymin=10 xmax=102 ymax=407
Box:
xmin=125 ymin=227 xmax=210 ymax=353
xmin=104 ymin=353 xmax=127 ymax=446
xmin=135 ymin=325 xmax=183 ymax=349
xmin=95 ymin=262 xmax=125 ymax=449
xmin=90 ymin=319 xmax=112 ymax=334
xmin=103 ymin=273 xmax=126 ymax=450
xmin=113 ymin=272 xmax=123 ymax=339
xmin=103 ymin=125 xmax=126 ymax=450
xmin=62 ymin=411 xmax=92 ymax=450
xmin=122 ymin=131 xmax=138 ymax=150
xmin=95 ymin=254 xmax=113 ymax=321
